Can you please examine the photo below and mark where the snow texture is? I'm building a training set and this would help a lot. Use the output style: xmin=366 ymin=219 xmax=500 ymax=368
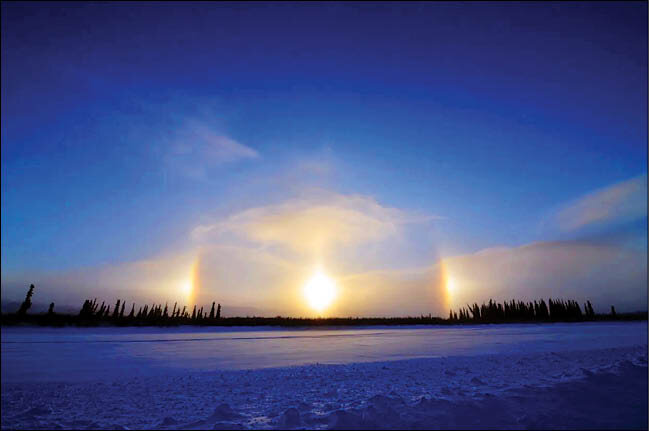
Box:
xmin=1 ymin=322 xmax=647 ymax=429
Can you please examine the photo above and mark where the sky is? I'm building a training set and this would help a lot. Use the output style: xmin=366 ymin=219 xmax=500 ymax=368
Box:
xmin=1 ymin=2 xmax=647 ymax=316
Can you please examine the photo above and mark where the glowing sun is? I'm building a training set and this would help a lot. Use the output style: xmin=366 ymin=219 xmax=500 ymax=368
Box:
xmin=181 ymin=280 xmax=192 ymax=295
xmin=303 ymin=269 xmax=337 ymax=312
xmin=446 ymin=277 xmax=456 ymax=294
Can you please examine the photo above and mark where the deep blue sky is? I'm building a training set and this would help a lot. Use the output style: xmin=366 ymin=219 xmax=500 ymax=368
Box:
xmin=1 ymin=2 xmax=647 ymax=309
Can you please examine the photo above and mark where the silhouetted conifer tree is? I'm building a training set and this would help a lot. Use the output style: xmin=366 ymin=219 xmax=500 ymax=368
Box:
xmin=120 ymin=301 xmax=126 ymax=318
xmin=79 ymin=300 xmax=90 ymax=317
xmin=584 ymin=300 xmax=594 ymax=318
xmin=128 ymin=303 xmax=135 ymax=318
xmin=17 ymin=284 xmax=35 ymax=315
xmin=48 ymin=302 xmax=55 ymax=315
xmin=216 ymin=303 xmax=221 ymax=319
xmin=113 ymin=300 xmax=121 ymax=319
xmin=470 ymin=303 xmax=480 ymax=321
xmin=209 ymin=302 xmax=216 ymax=320
xmin=539 ymin=299 xmax=549 ymax=319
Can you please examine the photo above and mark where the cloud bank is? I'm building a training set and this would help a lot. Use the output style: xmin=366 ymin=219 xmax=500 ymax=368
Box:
xmin=193 ymin=191 xmax=436 ymax=257
xmin=555 ymin=174 xmax=647 ymax=232
xmin=442 ymin=240 xmax=647 ymax=313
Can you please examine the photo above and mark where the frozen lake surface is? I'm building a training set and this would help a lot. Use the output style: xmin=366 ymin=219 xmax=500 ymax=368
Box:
xmin=1 ymin=322 xmax=647 ymax=429
xmin=1 ymin=321 xmax=646 ymax=382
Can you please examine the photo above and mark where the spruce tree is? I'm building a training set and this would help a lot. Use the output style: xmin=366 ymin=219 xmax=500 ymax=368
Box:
xmin=17 ymin=284 xmax=35 ymax=315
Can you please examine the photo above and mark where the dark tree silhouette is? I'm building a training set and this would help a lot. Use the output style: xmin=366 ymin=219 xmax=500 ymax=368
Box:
xmin=538 ymin=299 xmax=549 ymax=319
xmin=585 ymin=300 xmax=595 ymax=318
xmin=79 ymin=298 xmax=100 ymax=318
xmin=9 ymin=291 xmax=628 ymax=328
xmin=113 ymin=300 xmax=121 ymax=319
xmin=79 ymin=300 xmax=91 ymax=318
xmin=449 ymin=297 xmax=590 ymax=323
xmin=17 ymin=284 xmax=35 ymax=315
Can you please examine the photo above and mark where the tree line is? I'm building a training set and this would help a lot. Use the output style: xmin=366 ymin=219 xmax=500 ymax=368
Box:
xmin=7 ymin=284 xmax=222 ymax=326
xmin=448 ymin=298 xmax=605 ymax=323
xmin=78 ymin=297 xmax=222 ymax=325
xmin=1 ymin=283 xmax=644 ymax=327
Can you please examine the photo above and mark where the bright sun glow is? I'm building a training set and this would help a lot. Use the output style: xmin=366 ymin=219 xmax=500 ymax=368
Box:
xmin=181 ymin=280 xmax=192 ymax=295
xmin=446 ymin=277 xmax=456 ymax=294
xmin=303 ymin=269 xmax=337 ymax=312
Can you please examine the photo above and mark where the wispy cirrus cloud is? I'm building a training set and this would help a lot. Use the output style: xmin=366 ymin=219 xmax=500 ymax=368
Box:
xmin=555 ymin=174 xmax=647 ymax=232
xmin=164 ymin=120 xmax=259 ymax=179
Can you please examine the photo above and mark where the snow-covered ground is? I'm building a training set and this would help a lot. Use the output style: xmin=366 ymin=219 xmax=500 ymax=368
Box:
xmin=1 ymin=322 xmax=647 ymax=429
